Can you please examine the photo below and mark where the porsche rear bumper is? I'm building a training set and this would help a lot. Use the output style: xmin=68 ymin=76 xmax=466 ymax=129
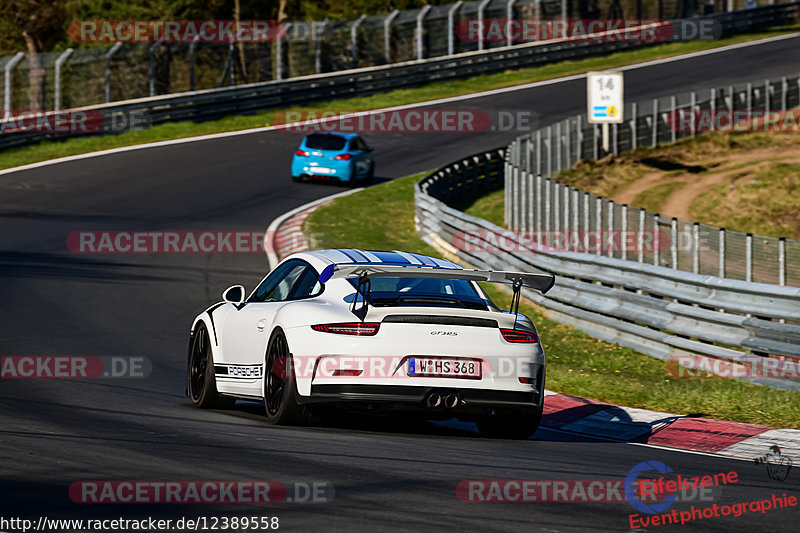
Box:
xmin=299 ymin=384 xmax=541 ymax=413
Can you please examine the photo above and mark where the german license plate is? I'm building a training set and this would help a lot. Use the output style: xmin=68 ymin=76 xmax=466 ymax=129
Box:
xmin=407 ymin=357 xmax=481 ymax=379
xmin=311 ymin=166 xmax=332 ymax=174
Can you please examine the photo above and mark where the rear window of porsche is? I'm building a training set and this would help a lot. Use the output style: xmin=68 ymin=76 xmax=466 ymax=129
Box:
xmin=347 ymin=276 xmax=489 ymax=310
xmin=305 ymin=134 xmax=347 ymax=151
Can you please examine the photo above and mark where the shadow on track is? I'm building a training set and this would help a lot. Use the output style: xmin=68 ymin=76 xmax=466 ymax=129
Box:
xmin=224 ymin=401 xmax=625 ymax=443
xmin=542 ymin=403 xmax=703 ymax=444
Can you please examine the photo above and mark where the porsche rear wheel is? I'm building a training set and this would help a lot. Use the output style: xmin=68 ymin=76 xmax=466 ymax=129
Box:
xmin=188 ymin=324 xmax=235 ymax=409
xmin=263 ymin=329 xmax=309 ymax=425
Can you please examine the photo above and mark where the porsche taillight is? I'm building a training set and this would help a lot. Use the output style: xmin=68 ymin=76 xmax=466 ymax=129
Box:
xmin=332 ymin=369 xmax=363 ymax=376
xmin=311 ymin=323 xmax=380 ymax=336
xmin=500 ymin=329 xmax=537 ymax=343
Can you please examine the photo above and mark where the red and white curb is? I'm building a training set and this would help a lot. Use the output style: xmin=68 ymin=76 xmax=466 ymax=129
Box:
xmin=266 ymin=188 xmax=363 ymax=268
xmin=542 ymin=390 xmax=800 ymax=459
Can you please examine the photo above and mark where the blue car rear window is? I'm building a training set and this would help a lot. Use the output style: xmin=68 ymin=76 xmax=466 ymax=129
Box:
xmin=305 ymin=134 xmax=346 ymax=151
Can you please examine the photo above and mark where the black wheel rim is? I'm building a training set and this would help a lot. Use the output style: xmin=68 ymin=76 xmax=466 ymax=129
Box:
xmin=265 ymin=335 xmax=288 ymax=415
xmin=189 ymin=327 xmax=209 ymax=401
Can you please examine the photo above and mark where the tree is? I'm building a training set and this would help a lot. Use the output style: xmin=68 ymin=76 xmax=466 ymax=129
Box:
xmin=1 ymin=0 xmax=66 ymax=110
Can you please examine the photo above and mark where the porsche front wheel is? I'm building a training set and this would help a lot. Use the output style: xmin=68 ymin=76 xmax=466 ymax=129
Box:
xmin=188 ymin=324 xmax=234 ymax=409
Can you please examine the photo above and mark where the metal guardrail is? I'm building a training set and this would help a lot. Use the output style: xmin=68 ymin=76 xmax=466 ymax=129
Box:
xmin=0 ymin=2 xmax=797 ymax=152
xmin=415 ymin=149 xmax=800 ymax=391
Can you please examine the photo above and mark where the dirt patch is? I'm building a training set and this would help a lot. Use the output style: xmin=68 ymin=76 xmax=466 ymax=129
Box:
xmin=657 ymin=149 xmax=778 ymax=220
xmin=615 ymin=171 xmax=683 ymax=206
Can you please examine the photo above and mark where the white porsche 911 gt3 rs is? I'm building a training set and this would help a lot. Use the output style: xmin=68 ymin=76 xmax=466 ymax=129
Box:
xmin=187 ymin=249 xmax=555 ymax=438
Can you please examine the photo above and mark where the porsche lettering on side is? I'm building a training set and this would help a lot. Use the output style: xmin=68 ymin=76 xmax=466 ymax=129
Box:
xmin=186 ymin=249 xmax=555 ymax=438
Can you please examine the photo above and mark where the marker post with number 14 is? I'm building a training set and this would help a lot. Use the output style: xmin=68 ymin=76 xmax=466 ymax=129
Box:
xmin=587 ymin=71 xmax=624 ymax=153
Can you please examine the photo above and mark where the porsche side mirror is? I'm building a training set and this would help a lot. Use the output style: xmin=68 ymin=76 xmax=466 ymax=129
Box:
xmin=222 ymin=285 xmax=245 ymax=305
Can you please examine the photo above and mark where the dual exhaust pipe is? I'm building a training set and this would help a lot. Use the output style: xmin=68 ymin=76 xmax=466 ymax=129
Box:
xmin=425 ymin=391 xmax=461 ymax=409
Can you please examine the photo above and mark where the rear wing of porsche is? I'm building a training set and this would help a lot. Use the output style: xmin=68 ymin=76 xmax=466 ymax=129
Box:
xmin=319 ymin=263 xmax=555 ymax=321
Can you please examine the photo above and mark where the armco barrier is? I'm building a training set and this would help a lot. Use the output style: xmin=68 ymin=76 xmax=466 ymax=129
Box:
xmin=1 ymin=2 xmax=797 ymax=152
xmin=415 ymin=149 xmax=800 ymax=391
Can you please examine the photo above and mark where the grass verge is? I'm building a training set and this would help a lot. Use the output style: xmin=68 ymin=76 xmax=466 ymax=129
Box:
xmin=304 ymin=172 xmax=800 ymax=428
xmin=1 ymin=25 xmax=798 ymax=171
xmin=463 ymin=189 xmax=507 ymax=227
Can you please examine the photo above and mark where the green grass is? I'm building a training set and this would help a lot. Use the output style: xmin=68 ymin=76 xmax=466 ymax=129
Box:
xmin=559 ymin=156 xmax=647 ymax=198
xmin=462 ymin=189 xmax=507 ymax=227
xmin=1 ymin=24 xmax=798 ymax=171
xmin=304 ymin=172 xmax=800 ymax=429
xmin=632 ymin=181 xmax=686 ymax=213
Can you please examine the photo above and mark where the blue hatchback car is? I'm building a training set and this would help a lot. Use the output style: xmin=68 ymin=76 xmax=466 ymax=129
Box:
xmin=291 ymin=132 xmax=375 ymax=184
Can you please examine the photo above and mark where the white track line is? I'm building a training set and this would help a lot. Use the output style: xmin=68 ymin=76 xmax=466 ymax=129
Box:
xmin=0 ymin=32 xmax=797 ymax=179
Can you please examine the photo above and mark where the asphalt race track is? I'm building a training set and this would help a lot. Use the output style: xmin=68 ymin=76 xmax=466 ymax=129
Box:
xmin=1 ymin=36 xmax=799 ymax=531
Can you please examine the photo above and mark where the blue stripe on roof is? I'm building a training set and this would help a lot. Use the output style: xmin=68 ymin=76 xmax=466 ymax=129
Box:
xmin=348 ymin=249 xmax=373 ymax=262
xmin=310 ymin=249 xmax=461 ymax=269
xmin=337 ymin=249 xmax=368 ymax=262
xmin=392 ymin=250 xmax=423 ymax=265
xmin=410 ymin=252 xmax=437 ymax=267
xmin=313 ymin=249 xmax=354 ymax=263
xmin=358 ymin=250 xmax=383 ymax=262
xmin=370 ymin=251 xmax=410 ymax=264
xmin=430 ymin=256 xmax=459 ymax=268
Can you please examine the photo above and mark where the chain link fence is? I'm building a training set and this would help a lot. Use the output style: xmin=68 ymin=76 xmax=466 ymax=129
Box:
xmin=506 ymin=73 xmax=800 ymax=287
xmin=1 ymin=0 xmax=773 ymax=112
